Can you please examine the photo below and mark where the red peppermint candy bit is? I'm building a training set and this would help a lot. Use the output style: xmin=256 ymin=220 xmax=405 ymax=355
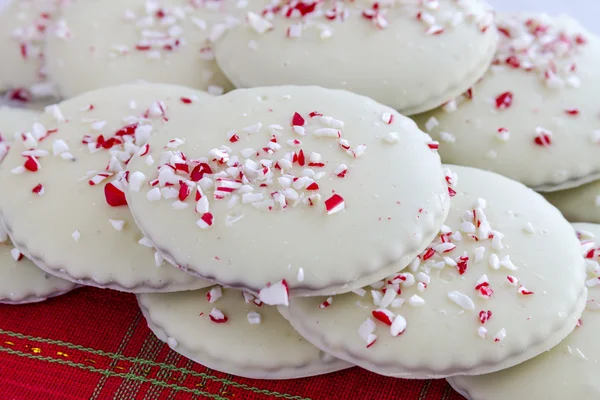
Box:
xmin=318 ymin=297 xmax=333 ymax=309
xmin=448 ymin=187 xmax=457 ymax=197
xmin=180 ymin=97 xmax=192 ymax=104
xmin=209 ymin=309 xmax=228 ymax=323
xmin=325 ymin=194 xmax=345 ymax=215
xmin=518 ymin=285 xmax=534 ymax=295
xmin=505 ymin=55 xmax=520 ymax=68
xmin=6 ymin=88 xmax=32 ymax=103
xmin=576 ymin=319 xmax=582 ymax=327
xmin=366 ymin=337 xmax=377 ymax=348
xmin=495 ymin=92 xmax=513 ymax=110
xmin=465 ymin=88 xmax=473 ymax=100
xmin=497 ymin=26 xmax=511 ymax=37
xmin=32 ymin=183 xmax=44 ymax=195
xmin=135 ymin=44 xmax=152 ymax=51
xmin=309 ymin=111 xmax=323 ymax=118
xmin=422 ymin=248 xmax=435 ymax=261
xmin=427 ymin=141 xmax=439 ymax=150
xmin=104 ymin=182 xmax=127 ymax=207
xmin=229 ymin=133 xmax=239 ymax=143
xmin=199 ymin=212 xmax=214 ymax=227
xmin=190 ymin=163 xmax=213 ymax=181
xmin=479 ymin=310 xmax=492 ymax=325
xmin=575 ymin=34 xmax=587 ymax=45
xmin=114 ymin=124 xmax=138 ymax=137
xmin=297 ymin=149 xmax=306 ymax=166
xmin=534 ymin=129 xmax=552 ymax=147
xmin=372 ymin=309 xmax=394 ymax=326
xmin=306 ymin=182 xmax=319 ymax=191
xmin=478 ymin=286 xmax=494 ymax=299
xmin=565 ymin=108 xmax=580 ymax=116
xmin=456 ymin=256 xmax=469 ymax=275
xmin=292 ymin=112 xmax=305 ymax=126
xmin=24 ymin=156 xmax=40 ymax=172
xmin=178 ymin=181 xmax=191 ymax=201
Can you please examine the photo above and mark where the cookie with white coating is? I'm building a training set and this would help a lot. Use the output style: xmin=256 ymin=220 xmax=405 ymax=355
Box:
xmin=44 ymin=0 xmax=245 ymax=98
xmin=447 ymin=223 xmax=600 ymax=400
xmin=125 ymin=85 xmax=450 ymax=301
xmin=414 ymin=13 xmax=600 ymax=191
xmin=0 ymin=106 xmax=76 ymax=304
xmin=0 ymin=0 xmax=62 ymax=101
xmin=214 ymin=0 xmax=497 ymax=115
xmin=544 ymin=179 xmax=600 ymax=224
xmin=0 ymin=222 xmax=77 ymax=304
xmin=279 ymin=165 xmax=587 ymax=379
xmin=0 ymin=83 xmax=214 ymax=293
xmin=138 ymin=286 xmax=352 ymax=379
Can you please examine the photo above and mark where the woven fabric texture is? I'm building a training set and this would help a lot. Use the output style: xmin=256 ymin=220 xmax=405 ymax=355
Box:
xmin=0 ymin=287 xmax=464 ymax=400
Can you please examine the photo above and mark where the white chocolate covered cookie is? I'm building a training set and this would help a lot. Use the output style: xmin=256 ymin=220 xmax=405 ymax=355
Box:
xmin=280 ymin=165 xmax=587 ymax=378
xmin=0 ymin=0 xmax=61 ymax=100
xmin=138 ymin=286 xmax=352 ymax=379
xmin=0 ymin=223 xmax=76 ymax=304
xmin=44 ymin=0 xmax=242 ymax=98
xmin=125 ymin=85 xmax=450 ymax=301
xmin=0 ymin=83 xmax=214 ymax=292
xmin=447 ymin=223 xmax=600 ymax=400
xmin=414 ymin=13 xmax=600 ymax=191
xmin=544 ymin=179 xmax=600 ymax=224
xmin=214 ymin=0 xmax=497 ymax=115
xmin=0 ymin=106 xmax=76 ymax=304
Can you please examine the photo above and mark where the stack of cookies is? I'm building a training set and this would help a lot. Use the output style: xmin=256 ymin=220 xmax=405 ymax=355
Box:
xmin=1 ymin=1 xmax=599 ymax=398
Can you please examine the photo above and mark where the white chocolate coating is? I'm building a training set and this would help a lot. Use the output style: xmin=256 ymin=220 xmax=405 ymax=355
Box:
xmin=125 ymin=85 xmax=450 ymax=297
xmin=414 ymin=13 xmax=600 ymax=190
xmin=44 ymin=0 xmax=242 ymax=98
xmin=214 ymin=0 xmax=497 ymax=115
xmin=0 ymin=83 xmax=214 ymax=292
xmin=0 ymin=106 xmax=76 ymax=304
xmin=448 ymin=223 xmax=600 ymax=400
xmin=280 ymin=165 xmax=587 ymax=378
xmin=138 ymin=286 xmax=352 ymax=379
xmin=544 ymin=179 xmax=600 ymax=224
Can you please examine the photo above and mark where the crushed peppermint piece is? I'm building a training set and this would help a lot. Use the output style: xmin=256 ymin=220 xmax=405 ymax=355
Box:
xmin=206 ymin=286 xmax=223 ymax=303
xmin=448 ymin=291 xmax=475 ymax=310
xmin=247 ymin=311 xmax=261 ymax=324
xmin=72 ymin=230 xmax=81 ymax=242
xmin=209 ymin=308 xmax=228 ymax=323
xmin=258 ymin=280 xmax=289 ymax=306
xmin=494 ymin=328 xmax=507 ymax=342
xmin=109 ymin=219 xmax=125 ymax=231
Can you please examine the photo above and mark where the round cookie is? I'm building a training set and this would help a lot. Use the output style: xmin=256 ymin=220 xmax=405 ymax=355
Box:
xmin=214 ymin=0 xmax=497 ymax=115
xmin=0 ymin=105 xmax=76 ymax=304
xmin=0 ymin=83 xmax=214 ymax=292
xmin=414 ymin=13 xmax=600 ymax=191
xmin=447 ymin=223 xmax=600 ymax=400
xmin=0 ymin=0 xmax=61 ymax=100
xmin=279 ymin=165 xmax=587 ymax=379
xmin=544 ymin=179 xmax=600 ymax=224
xmin=138 ymin=286 xmax=352 ymax=379
xmin=0 ymin=222 xmax=77 ymax=304
xmin=44 ymin=0 xmax=242 ymax=99
xmin=125 ymin=85 xmax=451 ymax=300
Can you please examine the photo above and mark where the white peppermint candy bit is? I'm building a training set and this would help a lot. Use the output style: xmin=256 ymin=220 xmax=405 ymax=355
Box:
xmin=247 ymin=311 xmax=262 ymax=324
xmin=206 ymin=286 xmax=223 ymax=303
xmin=109 ymin=219 xmax=125 ymax=231
xmin=72 ymin=230 xmax=81 ymax=242
xmin=390 ymin=315 xmax=407 ymax=337
xmin=258 ymin=280 xmax=289 ymax=306
xmin=448 ymin=291 xmax=475 ymax=311
xmin=167 ymin=337 xmax=178 ymax=349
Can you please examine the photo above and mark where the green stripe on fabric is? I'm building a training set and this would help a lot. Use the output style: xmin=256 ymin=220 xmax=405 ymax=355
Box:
xmin=113 ymin=331 xmax=165 ymax=400
xmin=89 ymin=313 xmax=142 ymax=400
xmin=0 ymin=345 xmax=228 ymax=400
xmin=0 ymin=328 xmax=310 ymax=400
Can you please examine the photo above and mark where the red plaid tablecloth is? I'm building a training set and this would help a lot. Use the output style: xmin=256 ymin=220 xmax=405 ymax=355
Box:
xmin=0 ymin=287 xmax=464 ymax=400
